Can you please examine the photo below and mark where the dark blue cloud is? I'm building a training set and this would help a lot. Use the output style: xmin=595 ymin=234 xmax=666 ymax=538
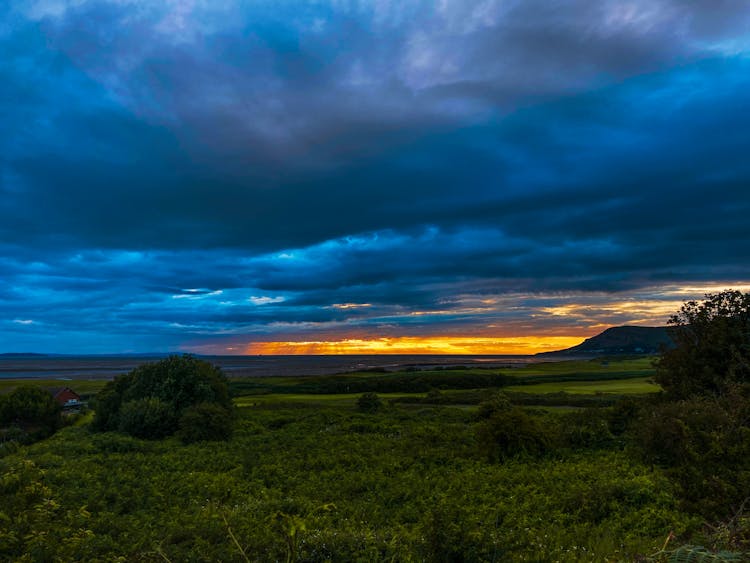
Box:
xmin=1 ymin=1 xmax=750 ymax=352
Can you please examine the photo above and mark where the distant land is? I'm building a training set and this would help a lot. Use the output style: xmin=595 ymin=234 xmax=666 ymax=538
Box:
xmin=0 ymin=326 xmax=676 ymax=378
xmin=0 ymin=352 xmax=50 ymax=358
xmin=538 ymin=326 xmax=673 ymax=357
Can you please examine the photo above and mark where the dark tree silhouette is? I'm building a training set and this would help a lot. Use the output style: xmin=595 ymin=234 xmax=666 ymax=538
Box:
xmin=655 ymin=290 xmax=750 ymax=398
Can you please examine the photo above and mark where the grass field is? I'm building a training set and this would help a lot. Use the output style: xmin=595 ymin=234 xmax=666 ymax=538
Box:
xmin=514 ymin=357 xmax=656 ymax=376
xmin=505 ymin=376 xmax=660 ymax=395
xmin=0 ymin=356 xmax=662 ymax=408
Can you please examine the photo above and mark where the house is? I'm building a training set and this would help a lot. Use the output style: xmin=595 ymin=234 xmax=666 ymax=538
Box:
xmin=47 ymin=387 xmax=83 ymax=410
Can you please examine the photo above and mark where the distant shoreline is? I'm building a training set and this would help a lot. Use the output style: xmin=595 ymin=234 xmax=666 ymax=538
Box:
xmin=0 ymin=353 xmax=549 ymax=380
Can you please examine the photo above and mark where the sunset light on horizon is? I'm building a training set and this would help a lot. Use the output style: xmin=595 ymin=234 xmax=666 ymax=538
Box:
xmin=244 ymin=335 xmax=587 ymax=356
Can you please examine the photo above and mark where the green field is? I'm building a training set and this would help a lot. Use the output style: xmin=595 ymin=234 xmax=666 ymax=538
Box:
xmin=505 ymin=376 xmax=660 ymax=395
xmin=513 ymin=357 xmax=656 ymax=376
xmin=1 ymin=401 xmax=698 ymax=561
xmin=4 ymin=355 xmax=749 ymax=561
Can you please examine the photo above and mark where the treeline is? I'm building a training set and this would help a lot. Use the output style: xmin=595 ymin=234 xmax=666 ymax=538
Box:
xmin=390 ymin=389 xmax=632 ymax=408
xmin=229 ymin=369 xmax=649 ymax=396
xmin=230 ymin=371 xmax=515 ymax=395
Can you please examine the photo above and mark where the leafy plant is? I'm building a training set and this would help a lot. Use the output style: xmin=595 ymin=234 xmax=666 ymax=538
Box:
xmin=178 ymin=402 xmax=234 ymax=443
xmin=356 ymin=392 xmax=383 ymax=413
xmin=92 ymin=355 xmax=233 ymax=441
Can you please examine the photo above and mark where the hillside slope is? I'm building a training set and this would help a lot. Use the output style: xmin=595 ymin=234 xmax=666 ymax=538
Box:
xmin=539 ymin=326 xmax=673 ymax=357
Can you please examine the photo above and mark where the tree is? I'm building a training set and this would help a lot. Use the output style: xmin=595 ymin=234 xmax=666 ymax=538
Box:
xmin=356 ymin=392 xmax=383 ymax=413
xmin=92 ymin=355 xmax=233 ymax=440
xmin=0 ymin=385 xmax=61 ymax=438
xmin=655 ymin=290 xmax=750 ymax=399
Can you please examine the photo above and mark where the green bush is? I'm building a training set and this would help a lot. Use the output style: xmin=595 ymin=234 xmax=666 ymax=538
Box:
xmin=475 ymin=391 xmax=512 ymax=420
xmin=559 ymin=408 xmax=615 ymax=449
xmin=477 ymin=407 xmax=554 ymax=461
xmin=178 ymin=402 xmax=234 ymax=443
xmin=356 ymin=392 xmax=383 ymax=413
xmin=92 ymin=355 xmax=233 ymax=441
xmin=117 ymin=397 xmax=177 ymax=439
xmin=0 ymin=385 xmax=61 ymax=438
xmin=630 ymin=394 xmax=750 ymax=519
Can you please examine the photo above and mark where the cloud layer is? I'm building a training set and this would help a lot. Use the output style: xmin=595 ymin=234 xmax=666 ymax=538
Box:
xmin=2 ymin=1 xmax=750 ymax=352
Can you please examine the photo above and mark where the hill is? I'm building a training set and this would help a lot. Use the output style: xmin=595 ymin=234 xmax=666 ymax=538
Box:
xmin=0 ymin=352 xmax=49 ymax=358
xmin=538 ymin=326 xmax=673 ymax=357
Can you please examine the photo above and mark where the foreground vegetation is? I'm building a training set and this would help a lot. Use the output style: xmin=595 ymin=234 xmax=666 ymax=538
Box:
xmin=0 ymin=402 xmax=702 ymax=561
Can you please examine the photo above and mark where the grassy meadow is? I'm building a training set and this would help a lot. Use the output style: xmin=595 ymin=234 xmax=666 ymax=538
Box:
xmin=3 ymin=356 xmax=741 ymax=561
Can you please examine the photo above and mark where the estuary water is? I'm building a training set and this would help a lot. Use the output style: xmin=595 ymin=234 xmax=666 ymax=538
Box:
xmin=0 ymin=354 xmax=539 ymax=380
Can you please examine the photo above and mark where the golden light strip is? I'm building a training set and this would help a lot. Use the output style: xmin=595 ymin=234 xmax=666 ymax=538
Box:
xmin=245 ymin=335 xmax=585 ymax=355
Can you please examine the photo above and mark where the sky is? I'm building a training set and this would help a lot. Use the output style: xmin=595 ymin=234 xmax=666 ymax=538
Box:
xmin=1 ymin=0 xmax=750 ymax=355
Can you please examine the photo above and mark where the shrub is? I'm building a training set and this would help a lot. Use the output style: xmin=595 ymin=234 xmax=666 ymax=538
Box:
xmin=630 ymin=394 xmax=750 ymax=519
xmin=117 ymin=397 xmax=177 ymax=439
xmin=633 ymin=292 xmax=750 ymax=520
xmin=475 ymin=391 xmax=512 ymax=420
xmin=477 ymin=407 xmax=554 ymax=461
xmin=178 ymin=402 xmax=234 ymax=443
xmin=559 ymin=408 xmax=615 ymax=449
xmin=93 ymin=355 xmax=233 ymax=441
xmin=356 ymin=392 xmax=383 ymax=413
xmin=0 ymin=386 xmax=61 ymax=438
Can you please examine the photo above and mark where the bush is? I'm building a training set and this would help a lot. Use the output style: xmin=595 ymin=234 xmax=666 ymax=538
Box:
xmin=117 ymin=397 xmax=177 ymax=439
xmin=356 ymin=392 xmax=383 ymax=413
xmin=0 ymin=386 xmax=61 ymax=438
xmin=477 ymin=408 xmax=554 ymax=461
xmin=559 ymin=408 xmax=615 ymax=449
xmin=475 ymin=391 xmax=512 ymax=420
xmin=178 ymin=402 xmax=234 ymax=443
xmin=628 ymin=292 xmax=750 ymax=520
xmin=630 ymin=394 xmax=750 ymax=519
xmin=93 ymin=355 xmax=233 ymax=441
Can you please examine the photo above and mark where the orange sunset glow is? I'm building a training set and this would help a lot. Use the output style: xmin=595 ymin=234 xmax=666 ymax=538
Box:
xmin=245 ymin=335 xmax=586 ymax=355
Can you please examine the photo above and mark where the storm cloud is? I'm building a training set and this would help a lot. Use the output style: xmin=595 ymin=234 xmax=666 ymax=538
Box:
xmin=2 ymin=0 xmax=750 ymax=352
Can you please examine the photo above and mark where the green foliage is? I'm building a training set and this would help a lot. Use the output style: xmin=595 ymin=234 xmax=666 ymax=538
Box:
xmin=630 ymin=394 xmax=750 ymax=519
xmin=630 ymin=292 xmax=750 ymax=524
xmin=2 ymin=351 xmax=731 ymax=560
xmin=609 ymin=396 xmax=644 ymax=435
xmin=0 ymin=403 xmax=697 ymax=561
xmin=231 ymin=370 xmax=515 ymax=396
xmin=92 ymin=355 xmax=233 ymax=440
xmin=117 ymin=397 xmax=176 ymax=439
xmin=656 ymin=290 xmax=750 ymax=399
xmin=0 ymin=459 xmax=95 ymax=561
xmin=356 ymin=392 xmax=383 ymax=413
xmin=475 ymin=391 xmax=512 ymax=419
xmin=559 ymin=408 xmax=616 ymax=449
xmin=655 ymin=544 xmax=745 ymax=562
xmin=477 ymin=407 xmax=555 ymax=461
xmin=0 ymin=386 xmax=61 ymax=448
xmin=0 ymin=385 xmax=60 ymax=430
xmin=178 ymin=402 xmax=234 ymax=443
